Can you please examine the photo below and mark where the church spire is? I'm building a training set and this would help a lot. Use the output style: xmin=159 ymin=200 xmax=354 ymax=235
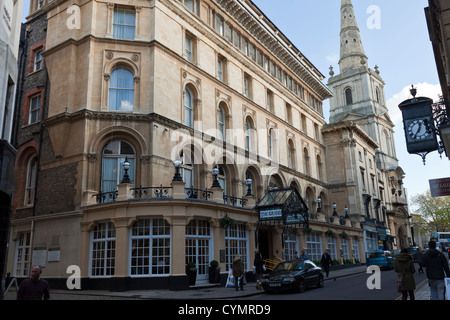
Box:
xmin=339 ymin=0 xmax=368 ymax=73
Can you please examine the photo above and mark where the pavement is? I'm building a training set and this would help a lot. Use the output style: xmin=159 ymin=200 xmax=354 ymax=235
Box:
xmin=2 ymin=264 xmax=436 ymax=300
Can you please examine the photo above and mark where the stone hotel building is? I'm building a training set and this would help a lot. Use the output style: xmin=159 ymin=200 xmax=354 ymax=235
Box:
xmin=7 ymin=0 xmax=411 ymax=291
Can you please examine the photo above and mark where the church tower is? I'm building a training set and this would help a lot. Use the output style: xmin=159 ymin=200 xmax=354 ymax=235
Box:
xmin=328 ymin=0 xmax=398 ymax=170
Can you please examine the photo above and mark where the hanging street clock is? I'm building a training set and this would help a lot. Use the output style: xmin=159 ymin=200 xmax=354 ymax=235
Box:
xmin=398 ymin=87 xmax=439 ymax=165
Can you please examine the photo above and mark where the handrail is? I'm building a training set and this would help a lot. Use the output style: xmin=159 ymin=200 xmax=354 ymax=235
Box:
xmin=263 ymin=258 xmax=283 ymax=271
xmin=132 ymin=185 xmax=173 ymax=199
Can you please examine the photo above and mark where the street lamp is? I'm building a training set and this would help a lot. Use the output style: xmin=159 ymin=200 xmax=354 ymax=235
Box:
xmin=317 ymin=197 xmax=322 ymax=213
xmin=172 ymin=159 xmax=183 ymax=182
xmin=121 ymin=157 xmax=131 ymax=183
xmin=344 ymin=206 xmax=350 ymax=219
xmin=245 ymin=175 xmax=253 ymax=196
xmin=332 ymin=202 xmax=339 ymax=217
xmin=212 ymin=166 xmax=221 ymax=188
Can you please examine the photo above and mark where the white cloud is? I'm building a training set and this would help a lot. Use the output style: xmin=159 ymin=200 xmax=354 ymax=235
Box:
xmin=386 ymin=82 xmax=442 ymax=125
xmin=326 ymin=53 xmax=339 ymax=65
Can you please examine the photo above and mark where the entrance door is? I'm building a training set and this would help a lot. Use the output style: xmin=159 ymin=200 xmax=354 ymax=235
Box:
xmin=186 ymin=220 xmax=212 ymax=282
xmin=258 ymin=228 xmax=270 ymax=260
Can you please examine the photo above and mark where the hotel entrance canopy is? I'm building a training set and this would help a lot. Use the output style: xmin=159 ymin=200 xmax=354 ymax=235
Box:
xmin=256 ymin=188 xmax=309 ymax=230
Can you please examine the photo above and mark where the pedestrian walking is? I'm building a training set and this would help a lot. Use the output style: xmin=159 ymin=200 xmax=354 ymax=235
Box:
xmin=232 ymin=254 xmax=245 ymax=291
xmin=320 ymin=250 xmax=332 ymax=278
xmin=253 ymin=251 xmax=265 ymax=290
xmin=299 ymin=250 xmax=309 ymax=260
xmin=415 ymin=247 xmax=424 ymax=274
xmin=394 ymin=248 xmax=416 ymax=300
xmin=17 ymin=265 xmax=50 ymax=300
xmin=421 ymin=241 xmax=450 ymax=300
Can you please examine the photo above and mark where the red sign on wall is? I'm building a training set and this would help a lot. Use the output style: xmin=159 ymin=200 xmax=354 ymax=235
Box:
xmin=429 ymin=177 xmax=450 ymax=197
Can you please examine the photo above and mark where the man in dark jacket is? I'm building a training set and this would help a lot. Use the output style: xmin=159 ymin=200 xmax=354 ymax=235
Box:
xmin=17 ymin=265 xmax=50 ymax=300
xmin=421 ymin=241 xmax=450 ymax=300
xmin=320 ymin=250 xmax=332 ymax=278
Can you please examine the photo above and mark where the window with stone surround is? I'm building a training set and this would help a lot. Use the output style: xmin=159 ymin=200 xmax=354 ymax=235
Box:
xmin=113 ymin=8 xmax=135 ymax=40
xmin=90 ymin=222 xmax=116 ymax=277
xmin=130 ymin=218 xmax=171 ymax=276
xmin=14 ymin=232 xmax=31 ymax=277
xmin=108 ymin=66 xmax=134 ymax=111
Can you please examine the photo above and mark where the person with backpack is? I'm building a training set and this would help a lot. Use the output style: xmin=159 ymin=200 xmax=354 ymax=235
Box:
xmin=421 ymin=241 xmax=450 ymax=300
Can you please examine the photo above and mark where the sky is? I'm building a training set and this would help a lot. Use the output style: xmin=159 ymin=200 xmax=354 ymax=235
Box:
xmin=21 ymin=0 xmax=448 ymax=209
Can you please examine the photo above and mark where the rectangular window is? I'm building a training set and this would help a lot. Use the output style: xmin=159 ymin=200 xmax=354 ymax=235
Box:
xmin=256 ymin=50 xmax=263 ymax=67
xmin=225 ymin=23 xmax=232 ymax=42
xmin=353 ymin=237 xmax=360 ymax=262
xmin=242 ymin=37 xmax=248 ymax=56
xmin=90 ymin=222 xmax=116 ymax=277
xmin=266 ymin=90 xmax=273 ymax=112
xmin=264 ymin=56 xmax=269 ymax=72
xmin=249 ymin=43 xmax=256 ymax=61
xmin=130 ymin=218 xmax=171 ymax=276
xmin=215 ymin=15 xmax=224 ymax=36
xmin=225 ymin=224 xmax=248 ymax=272
xmin=270 ymin=61 xmax=276 ymax=77
xmin=327 ymin=237 xmax=337 ymax=261
xmin=218 ymin=56 xmax=226 ymax=82
xmin=29 ymin=95 xmax=40 ymax=124
xmin=14 ymin=233 xmax=31 ymax=277
xmin=284 ymin=234 xmax=298 ymax=261
xmin=185 ymin=35 xmax=193 ymax=62
xmin=113 ymin=8 xmax=136 ymax=40
xmin=233 ymin=30 xmax=240 ymax=49
xmin=183 ymin=0 xmax=200 ymax=15
xmin=341 ymin=238 xmax=350 ymax=261
xmin=306 ymin=232 xmax=322 ymax=262
xmin=34 ymin=49 xmax=43 ymax=72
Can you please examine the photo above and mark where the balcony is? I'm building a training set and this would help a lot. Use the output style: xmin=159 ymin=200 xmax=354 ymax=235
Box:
xmin=90 ymin=182 xmax=254 ymax=209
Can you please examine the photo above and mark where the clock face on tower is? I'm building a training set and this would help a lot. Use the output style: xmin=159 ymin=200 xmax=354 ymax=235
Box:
xmin=406 ymin=118 xmax=432 ymax=141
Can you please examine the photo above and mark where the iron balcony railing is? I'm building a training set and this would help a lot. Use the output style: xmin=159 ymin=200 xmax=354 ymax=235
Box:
xmin=93 ymin=186 xmax=247 ymax=208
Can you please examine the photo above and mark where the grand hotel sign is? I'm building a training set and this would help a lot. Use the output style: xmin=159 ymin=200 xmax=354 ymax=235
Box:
xmin=429 ymin=177 xmax=450 ymax=197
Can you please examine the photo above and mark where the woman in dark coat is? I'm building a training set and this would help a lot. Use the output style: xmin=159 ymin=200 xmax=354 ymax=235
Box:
xmin=394 ymin=248 xmax=416 ymax=300
xmin=253 ymin=251 xmax=265 ymax=290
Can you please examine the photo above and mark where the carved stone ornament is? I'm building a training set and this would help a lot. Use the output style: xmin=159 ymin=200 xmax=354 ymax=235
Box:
xmin=340 ymin=137 xmax=356 ymax=147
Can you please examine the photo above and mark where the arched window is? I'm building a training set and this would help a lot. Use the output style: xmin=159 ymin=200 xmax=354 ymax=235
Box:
xmin=269 ymin=129 xmax=276 ymax=160
xmin=269 ymin=174 xmax=283 ymax=190
xmin=25 ymin=156 xmax=38 ymax=206
xmin=376 ymin=87 xmax=380 ymax=104
xmin=184 ymin=87 xmax=194 ymax=128
xmin=316 ymin=154 xmax=323 ymax=181
xmin=245 ymin=117 xmax=256 ymax=153
xmin=345 ymin=88 xmax=353 ymax=105
xmin=101 ymin=140 xmax=135 ymax=192
xmin=288 ymin=140 xmax=295 ymax=169
xmin=383 ymin=130 xmax=392 ymax=156
xmin=303 ymin=147 xmax=311 ymax=176
xmin=109 ymin=66 xmax=134 ymax=111
xmin=218 ymin=105 xmax=225 ymax=140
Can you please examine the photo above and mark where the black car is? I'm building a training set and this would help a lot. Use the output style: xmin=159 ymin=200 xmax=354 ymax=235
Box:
xmin=261 ymin=259 xmax=324 ymax=293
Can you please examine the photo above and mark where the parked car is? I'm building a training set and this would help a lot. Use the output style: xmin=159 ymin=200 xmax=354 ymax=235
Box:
xmin=261 ymin=259 xmax=324 ymax=293
xmin=366 ymin=250 xmax=394 ymax=269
